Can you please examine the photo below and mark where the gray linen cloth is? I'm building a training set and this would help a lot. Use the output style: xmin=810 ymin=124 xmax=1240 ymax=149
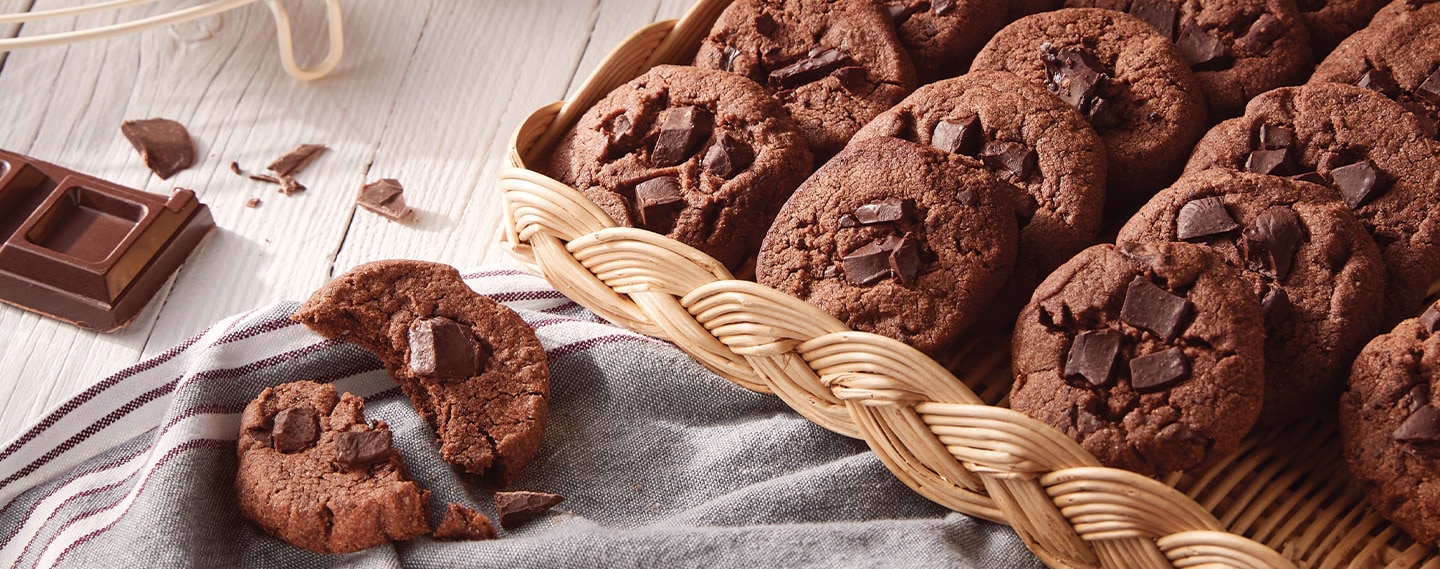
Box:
xmin=0 ymin=267 xmax=1040 ymax=568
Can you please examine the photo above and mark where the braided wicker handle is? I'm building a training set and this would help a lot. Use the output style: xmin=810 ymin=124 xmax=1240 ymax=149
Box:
xmin=498 ymin=2 xmax=1297 ymax=567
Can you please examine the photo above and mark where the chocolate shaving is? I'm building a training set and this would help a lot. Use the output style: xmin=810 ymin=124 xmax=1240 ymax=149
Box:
xmin=651 ymin=106 xmax=713 ymax=167
xmin=266 ymin=143 xmax=326 ymax=177
xmin=1129 ymin=347 xmax=1191 ymax=393
xmin=1176 ymin=22 xmax=1230 ymax=69
xmin=271 ymin=407 xmax=319 ymax=453
xmin=854 ymin=198 xmax=914 ymax=225
xmin=1129 ymin=0 xmax=1179 ymax=40
xmin=495 ymin=491 xmax=566 ymax=529
xmin=408 ymin=316 xmax=485 ymax=379
xmin=1121 ymin=276 xmax=1192 ymax=340
xmin=357 ymin=178 xmax=415 ymax=221
xmin=769 ymin=48 xmax=855 ymax=89
xmin=249 ymin=174 xmax=280 ymax=184
xmin=633 ymin=177 xmax=686 ymax=233
xmin=1357 ymin=68 xmax=1401 ymax=98
xmin=1421 ymin=303 xmax=1440 ymax=333
xmin=1242 ymin=205 xmax=1304 ymax=280
xmin=1175 ymin=196 xmax=1239 ymax=241
xmin=1396 ymin=405 xmax=1440 ymax=443
xmin=334 ymin=429 xmax=393 ymax=468
xmin=1065 ymin=329 xmax=1124 ymax=387
xmin=931 ymin=115 xmax=983 ymax=156
xmin=979 ymin=140 xmax=1038 ymax=180
xmin=120 ymin=118 xmax=195 ymax=180
xmin=702 ymin=133 xmax=754 ymax=179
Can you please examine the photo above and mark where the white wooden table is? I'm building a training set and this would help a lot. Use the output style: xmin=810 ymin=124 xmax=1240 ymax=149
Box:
xmin=0 ymin=0 xmax=696 ymax=442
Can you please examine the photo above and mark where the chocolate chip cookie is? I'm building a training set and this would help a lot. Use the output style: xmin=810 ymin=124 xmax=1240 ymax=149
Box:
xmin=970 ymin=8 xmax=1209 ymax=217
xmin=1340 ymin=302 xmax=1440 ymax=546
xmin=235 ymin=380 xmax=431 ymax=553
xmin=292 ymin=260 xmax=550 ymax=485
xmin=1064 ymin=0 xmax=1314 ymax=119
xmin=545 ymin=65 xmax=812 ymax=271
xmin=1010 ymin=241 xmax=1266 ymax=474
xmin=1298 ymin=0 xmax=1389 ymax=57
xmin=1310 ymin=0 xmax=1440 ymax=139
xmin=851 ymin=70 xmax=1107 ymax=321
xmin=693 ymin=0 xmax=917 ymax=158
xmin=1185 ymin=82 xmax=1440 ymax=324
xmin=882 ymin=0 xmax=1007 ymax=82
xmin=756 ymin=136 xmax=1018 ymax=356
xmin=1117 ymin=169 xmax=1386 ymax=427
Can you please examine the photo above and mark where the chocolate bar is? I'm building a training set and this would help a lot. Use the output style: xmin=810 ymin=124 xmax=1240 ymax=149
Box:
xmin=0 ymin=149 xmax=214 ymax=331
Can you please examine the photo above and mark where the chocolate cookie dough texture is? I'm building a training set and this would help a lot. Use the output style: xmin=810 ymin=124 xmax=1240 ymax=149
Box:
xmin=1185 ymin=82 xmax=1440 ymax=323
xmin=970 ymin=8 xmax=1209 ymax=217
xmin=692 ymin=0 xmax=916 ymax=158
xmin=1010 ymin=242 xmax=1266 ymax=475
xmin=235 ymin=380 xmax=431 ymax=554
xmin=292 ymin=260 xmax=550 ymax=485
xmin=851 ymin=70 xmax=1107 ymax=321
xmin=881 ymin=0 xmax=1007 ymax=83
xmin=1298 ymin=0 xmax=1390 ymax=57
xmin=1340 ymin=302 xmax=1440 ymax=546
xmin=1311 ymin=0 xmax=1440 ymax=139
xmin=1117 ymin=169 xmax=1385 ymax=427
xmin=757 ymin=136 xmax=1017 ymax=356
xmin=1064 ymin=0 xmax=1314 ymax=119
xmin=545 ymin=65 xmax=812 ymax=271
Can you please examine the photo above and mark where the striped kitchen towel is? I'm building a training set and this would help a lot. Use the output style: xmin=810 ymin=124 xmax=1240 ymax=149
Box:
xmin=0 ymin=267 xmax=1039 ymax=568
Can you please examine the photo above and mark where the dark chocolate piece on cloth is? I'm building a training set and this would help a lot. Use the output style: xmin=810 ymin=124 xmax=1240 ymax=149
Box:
xmin=1421 ymin=303 xmax=1440 ymax=333
xmin=1065 ymin=329 xmax=1123 ymax=387
xmin=841 ymin=236 xmax=900 ymax=285
xmin=768 ymin=48 xmax=856 ymax=90
xmin=1129 ymin=346 xmax=1191 ymax=393
xmin=702 ymin=133 xmax=754 ymax=178
xmin=1330 ymin=159 xmax=1387 ymax=208
xmin=1395 ymin=406 xmax=1440 ymax=443
xmin=434 ymin=503 xmax=498 ymax=541
xmin=632 ymin=177 xmax=686 ymax=233
xmin=357 ymin=178 xmax=415 ymax=221
xmin=120 ymin=118 xmax=195 ymax=180
xmin=854 ymin=198 xmax=914 ymax=224
xmin=408 ymin=316 xmax=486 ymax=379
xmin=1176 ymin=23 xmax=1230 ymax=69
xmin=1120 ymin=276 xmax=1191 ymax=340
xmin=978 ymin=140 xmax=1038 ymax=180
xmin=495 ymin=491 xmax=566 ymax=529
xmin=1357 ymin=68 xmax=1401 ymax=97
xmin=1175 ymin=196 xmax=1239 ymax=241
xmin=930 ymin=115 xmax=982 ymax=156
xmin=1241 ymin=206 xmax=1304 ymax=280
xmin=1129 ymin=0 xmax=1178 ymax=40
xmin=271 ymin=407 xmax=319 ymax=453
xmin=334 ymin=429 xmax=394 ymax=468
xmin=651 ymin=106 xmax=713 ymax=167
xmin=266 ymin=143 xmax=326 ymax=177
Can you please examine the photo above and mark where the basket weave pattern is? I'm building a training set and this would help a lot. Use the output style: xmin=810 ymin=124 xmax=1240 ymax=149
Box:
xmin=498 ymin=1 xmax=1436 ymax=566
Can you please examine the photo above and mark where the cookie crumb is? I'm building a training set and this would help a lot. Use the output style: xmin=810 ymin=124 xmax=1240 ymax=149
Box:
xmin=495 ymin=491 xmax=565 ymax=529
xmin=246 ymin=198 xmax=261 ymax=208
xmin=433 ymin=503 xmax=497 ymax=541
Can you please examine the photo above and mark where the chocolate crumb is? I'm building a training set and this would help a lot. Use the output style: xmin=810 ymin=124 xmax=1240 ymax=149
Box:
xmin=277 ymin=175 xmax=306 ymax=196
xmin=230 ymin=161 xmax=243 ymax=176
xmin=245 ymin=198 xmax=261 ymax=209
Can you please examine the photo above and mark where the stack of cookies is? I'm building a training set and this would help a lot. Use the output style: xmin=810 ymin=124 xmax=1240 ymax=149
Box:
xmin=542 ymin=0 xmax=1440 ymax=546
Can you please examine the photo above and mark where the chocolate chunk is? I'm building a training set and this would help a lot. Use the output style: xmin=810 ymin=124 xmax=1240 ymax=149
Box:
xmin=1129 ymin=347 xmax=1191 ymax=393
xmin=1410 ymin=383 xmax=1432 ymax=413
xmin=1290 ymin=171 xmax=1327 ymax=185
xmin=956 ymin=189 xmax=977 ymax=206
xmin=889 ymin=235 xmax=921 ymax=285
xmin=408 ymin=316 xmax=485 ymax=379
xmin=1395 ymin=406 xmax=1440 ymax=443
xmin=1242 ymin=205 xmax=1304 ymax=280
xmin=495 ymin=491 xmax=566 ymax=529
xmin=245 ymin=198 xmax=261 ymax=208
xmin=838 ymin=213 xmax=860 ymax=227
xmin=334 ymin=429 xmax=393 ymax=468
xmin=754 ymin=13 xmax=776 ymax=35
xmin=979 ymin=140 xmax=1038 ymax=180
xmin=822 ymin=265 xmax=840 ymax=279
xmin=1245 ymin=148 xmax=1298 ymax=176
xmin=1065 ymin=329 xmax=1124 ymax=387
xmin=1176 ymin=23 xmax=1230 ymax=69
xmin=1331 ymin=159 xmax=1386 ymax=208
xmin=768 ymin=48 xmax=855 ymax=89
xmin=229 ymin=161 xmax=243 ymax=176
xmin=1121 ymin=276 xmax=1192 ymax=340
xmin=651 ymin=106 xmax=714 ymax=167
xmin=702 ymin=133 xmax=754 ymax=179
xmin=434 ymin=503 xmax=497 ymax=541
xmin=1175 ymin=196 xmax=1240 ymax=241
xmin=1240 ymin=13 xmax=1284 ymax=47
xmin=1357 ymin=68 xmax=1401 ymax=98
xmin=842 ymin=236 xmax=900 ymax=285
xmin=931 ymin=0 xmax=954 ymax=15
xmin=277 ymin=175 xmax=306 ymax=196
xmin=930 ymin=115 xmax=983 ymax=156
xmin=1039 ymin=43 xmax=1113 ymax=125
xmin=120 ymin=118 xmax=195 ymax=180
xmin=1262 ymin=285 xmax=1291 ymax=328
xmin=720 ymin=46 xmax=742 ymax=73
xmin=249 ymin=173 xmax=280 ymax=185
xmin=1258 ymin=123 xmax=1295 ymax=150
xmin=854 ymin=197 xmax=914 ymax=224
xmin=885 ymin=1 xmax=927 ymax=24
xmin=1421 ymin=303 xmax=1440 ymax=333
xmin=1418 ymin=69 xmax=1440 ymax=105
xmin=604 ymin=114 xmax=637 ymax=159
xmin=271 ymin=407 xmax=319 ymax=453
xmin=357 ymin=178 xmax=415 ymax=221
xmin=831 ymin=66 xmax=866 ymax=90
xmin=1129 ymin=0 xmax=1179 ymax=40
xmin=266 ymin=143 xmax=326 ymax=177
xmin=633 ymin=177 xmax=686 ymax=233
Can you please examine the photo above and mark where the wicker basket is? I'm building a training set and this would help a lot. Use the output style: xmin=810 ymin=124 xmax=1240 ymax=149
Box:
xmin=498 ymin=1 xmax=1439 ymax=566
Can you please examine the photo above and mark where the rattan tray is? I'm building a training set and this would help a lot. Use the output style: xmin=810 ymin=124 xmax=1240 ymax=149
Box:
xmin=497 ymin=1 xmax=1438 ymax=566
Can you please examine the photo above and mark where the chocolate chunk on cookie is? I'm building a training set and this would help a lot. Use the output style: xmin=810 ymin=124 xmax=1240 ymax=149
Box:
xmin=292 ymin=260 xmax=550 ymax=485
xmin=545 ymin=65 xmax=812 ymax=271
xmin=757 ymin=136 xmax=1018 ymax=356
xmin=883 ymin=0 xmax=1007 ymax=82
xmin=1010 ymin=242 xmax=1265 ymax=474
xmin=1065 ymin=0 xmax=1314 ymax=119
xmin=1118 ymin=169 xmax=1386 ymax=427
xmin=235 ymin=380 xmax=431 ymax=553
xmin=1185 ymin=82 xmax=1440 ymax=324
xmin=971 ymin=8 xmax=1208 ymax=218
xmin=1297 ymin=0 xmax=1389 ymax=58
xmin=1340 ymin=301 xmax=1440 ymax=546
xmin=852 ymin=70 xmax=1106 ymax=324
xmin=1311 ymin=0 xmax=1440 ymax=139
xmin=693 ymin=0 xmax=916 ymax=158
